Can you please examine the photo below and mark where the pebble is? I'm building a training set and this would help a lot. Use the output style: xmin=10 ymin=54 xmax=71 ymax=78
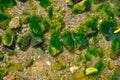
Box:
xmin=70 ymin=66 xmax=79 ymax=73
xmin=9 ymin=16 xmax=21 ymax=29
xmin=85 ymin=67 xmax=98 ymax=75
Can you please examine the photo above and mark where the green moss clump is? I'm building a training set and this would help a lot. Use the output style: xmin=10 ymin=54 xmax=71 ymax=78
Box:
xmin=17 ymin=33 xmax=31 ymax=51
xmin=0 ymin=13 xmax=12 ymax=30
xmin=49 ymin=36 xmax=63 ymax=56
xmin=50 ymin=18 xmax=64 ymax=36
xmin=0 ymin=70 xmax=4 ymax=79
xmin=110 ymin=33 xmax=120 ymax=60
xmin=48 ymin=6 xmax=53 ymax=19
xmin=40 ymin=0 xmax=51 ymax=8
xmin=73 ymin=32 xmax=88 ymax=50
xmin=22 ymin=11 xmax=30 ymax=24
xmin=72 ymin=0 xmax=91 ymax=13
xmin=94 ymin=60 xmax=104 ymax=74
xmin=85 ymin=53 xmax=93 ymax=61
xmin=0 ymin=0 xmax=16 ymax=11
xmin=30 ymin=15 xmax=50 ymax=36
xmin=87 ymin=47 xmax=103 ymax=58
xmin=100 ymin=19 xmax=117 ymax=41
xmin=2 ymin=29 xmax=14 ymax=47
xmin=60 ymin=31 xmax=74 ymax=51
xmin=78 ymin=16 xmax=98 ymax=38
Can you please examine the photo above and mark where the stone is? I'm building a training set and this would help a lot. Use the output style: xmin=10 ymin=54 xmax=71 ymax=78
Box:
xmin=108 ymin=60 xmax=115 ymax=70
xmin=9 ymin=16 xmax=21 ymax=29
xmin=70 ymin=66 xmax=79 ymax=73
xmin=85 ymin=67 xmax=98 ymax=75
xmin=2 ymin=29 xmax=15 ymax=47
xmin=15 ymin=63 xmax=24 ymax=72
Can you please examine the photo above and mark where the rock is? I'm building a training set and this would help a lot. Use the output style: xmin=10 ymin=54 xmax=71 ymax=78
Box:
xmin=9 ymin=16 xmax=21 ymax=29
xmin=17 ymin=33 xmax=31 ymax=51
xmin=30 ymin=34 xmax=44 ymax=47
xmin=2 ymin=29 xmax=15 ymax=47
xmin=60 ymin=31 xmax=74 ymax=51
xmin=49 ymin=36 xmax=63 ymax=56
xmin=15 ymin=63 xmax=24 ymax=72
xmin=85 ymin=67 xmax=98 ymax=75
xmin=108 ymin=60 xmax=115 ymax=70
xmin=70 ymin=66 xmax=79 ymax=73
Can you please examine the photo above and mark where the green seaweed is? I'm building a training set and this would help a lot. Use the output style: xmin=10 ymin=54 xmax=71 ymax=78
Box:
xmin=49 ymin=36 xmax=62 ymax=56
xmin=94 ymin=60 xmax=104 ymax=74
xmin=92 ymin=0 xmax=106 ymax=4
xmin=2 ymin=29 xmax=14 ymax=47
xmin=17 ymin=33 xmax=31 ymax=51
xmin=30 ymin=15 xmax=50 ymax=36
xmin=60 ymin=31 xmax=74 ymax=51
xmin=73 ymin=32 xmax=88 ymax=50
xmin=100 ymin=19 xmax=117 ymax=41
xmin=40 ymin=0 xmax=51 ymax=8
xmin=87 ymin=47 xmax=103 ymax=58
xmin=0 ymin=0 xmax=16 ymax=11
xmin=0 ymin=13 xmax=12 ymax=30
xmin=72 ymin=0 xmax=91 ymax=13
xmin=110 ymin=33 xmax=120 ymax=60
xmin=50 ymin=18 xmax=64 ymax=36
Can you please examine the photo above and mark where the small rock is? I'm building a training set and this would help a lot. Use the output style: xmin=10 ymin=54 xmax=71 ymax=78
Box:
xmin=85 ymin=67 xmax=98 ymax=75
xmin=70 ymin=66 xmax=79 ymax=73
xmin=108 ymin=60 xmax=115 ymax=70
xmin=15 ymin=63 xmax=24 ymax=72
xmin=9 ymin=16 xmax=21 ymax=29
xmin=46 ymin=61 xmax=51 ymax=66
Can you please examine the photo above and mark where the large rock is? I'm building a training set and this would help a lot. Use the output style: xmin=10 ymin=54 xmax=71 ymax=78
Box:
xmin=9 ymin=16 xmax=21 ymax=29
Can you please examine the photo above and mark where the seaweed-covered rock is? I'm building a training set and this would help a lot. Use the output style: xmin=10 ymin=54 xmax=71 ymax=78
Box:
xmin=49 ymin=36 xmax=62 ymax=56
xmin=110 ymin=33 xmax=120 ymax=60
xmin=100 ymin=19 xmax=117 ymax=41
xmin=50 ymin=18 xmax=64 ymax=36
xmin=73 ymin=32 xmax=88 ymax=50
xmin=60 ymin=31 xmax=74 ymax=51
xmin=30 ymin=15 xmax=50 ymax=35
xmin=30 ymin=34 xmax=44 ymax=47
xmin=0 ymin=13 xmax=11 ymax=30
xmin=17 ymin=33 xmax=31 ymax=51
xmin=78 ymin=16 xmax=98 ymax=37
xmin=85 ymin=67 xmax=98 ymax=75
xmin=72 ymin=0 xmax=91 ymax=13
xmin=9 ymin=16 xmax=21 ymax=29
xmin=40 ymin=0 xmax=51 ymax=8
xmin=94 ymin=60 xmax=104 ymax=74
xmin=87 ymin=46 xmax=103 ymax=58
xmin=2 ymin=29 xmax=15 ymax=47
xmin=0 ymin=0 xmax=16 ymax=11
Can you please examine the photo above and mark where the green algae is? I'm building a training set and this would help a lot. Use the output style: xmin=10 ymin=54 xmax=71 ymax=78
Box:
xmin=94 ymin=60 xmax=104 ymax=74
xmin=87 ymin=47 xmax=103 ymax=58
xmin=40 ymin=0 xmax=51 ymax=8
xmin=49 ymin=36 xmax=63 ymax=56
xmin=30 ymin=15 xmax=50 ymax=36
xmin=0 ymin=0 xmax=16 ymax=11
xmin=72 ymin=0 xmax=91 ymax=13
xmin=0 ymin=13 xmax=12 ymax=30
xmin=2 ymin=29 xmax=14 ymax=47
xmin=17 ymin=33 xmax=31 ymax=51
xmin=73 ymin=32 xmax=88 ymax=50
xmin=110 ymin=33 xmax=120 ymax=60
xmin=60 ymin=31 xmax=74 ymax=51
